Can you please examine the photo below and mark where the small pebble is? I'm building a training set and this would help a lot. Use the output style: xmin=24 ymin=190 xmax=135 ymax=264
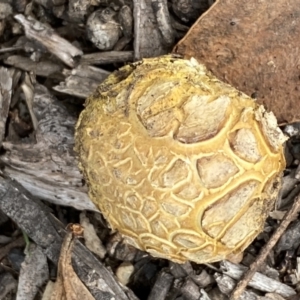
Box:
xmin=116 ymin=261 xmax=134 ymax=286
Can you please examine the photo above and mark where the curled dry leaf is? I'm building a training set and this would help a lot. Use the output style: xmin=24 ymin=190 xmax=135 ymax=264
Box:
xmin=51 ymin=227 xmax=95 ymax=300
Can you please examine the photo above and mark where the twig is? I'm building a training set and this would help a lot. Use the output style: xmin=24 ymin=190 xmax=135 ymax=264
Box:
xmin=220 ymin=260 xmax=295 ymax=297
xmin=0 ymin=236 xmax=25 ymax=261
xmin=133 ymin=0 xmax=141 ymax=61
xmin=0 ymin=46 xmax=23 ymax=54
xmin=230 ymin=193 xmax=300 ymax=299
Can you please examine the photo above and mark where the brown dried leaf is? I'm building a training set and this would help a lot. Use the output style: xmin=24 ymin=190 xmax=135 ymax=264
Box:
xmin=173 ymin=0 xmax=300 ymax=125
xmin=51 ymin=226 xmax=95 ymax=300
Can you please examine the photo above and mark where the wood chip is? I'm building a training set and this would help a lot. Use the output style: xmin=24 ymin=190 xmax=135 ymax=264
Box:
xmin=0 ymin=176 xmax=139 ymax=300
xmin=133 ymin=0 xmax=170 ymax=60
xmin=0 ymin=67 xmax=12 ymax=145
xmin=80 ymin=51 xmax=134 ymax=65
xmin=14 ymin=14 xmax=83 ymax=68
xmin=147 ymin=271 xmax=174 ymax=300
xmin=0 ymin=84 xmax=96 ymax=211
xmin=180 ymin=277 xmax=201 ymax=300
xmin=53 ymin=64 xmax=110 ymax=99
xmin=17 ymin=244 xmax=49 ymax=300
xmin=79 ymin=212 xmax=106 ymax=259
xmin=222 ymin=258 xmax=296 ymax=299
xmin=4 ymin=55 xmax=63 ymax=77
xmin=0 ymin=272 xmax=17 ymax=299
xmin=116 ymin=262 xmax=135 ymax=286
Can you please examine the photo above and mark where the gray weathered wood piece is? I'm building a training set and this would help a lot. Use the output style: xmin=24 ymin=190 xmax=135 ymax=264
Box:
xmin=0 ymin=68 xmax=12 ymax=145
xmin=220 ymin=260 xmax=296 ymax=298
xmin=0 ymin=176 xmax=138 ymax=300
xmin=1 ymin=83 xmax=96 ymax=211
xmin=53 ymin=65 xmax=110 ymax=99
xmin=133 ymin=0 xmax=170 ymax=60
xmin=14 ymin=14 xmax=83 ymax=68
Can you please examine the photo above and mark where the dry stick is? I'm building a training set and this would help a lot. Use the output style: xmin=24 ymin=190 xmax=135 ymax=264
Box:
xmin=230 ymin=194 xmax=300 ymax=299
xmin=132 ymin=0 xmax=141 ymax=61
xmin=0 ymin=236 xmax=25 ymax=261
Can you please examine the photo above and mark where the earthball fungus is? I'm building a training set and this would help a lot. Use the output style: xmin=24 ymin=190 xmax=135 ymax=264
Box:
xmin=74 ymin=55 xmax=286 ymax=264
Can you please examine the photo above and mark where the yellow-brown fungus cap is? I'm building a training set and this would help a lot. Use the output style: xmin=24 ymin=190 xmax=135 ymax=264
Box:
xmin=75 ymin=56 xmax=286 ymax=264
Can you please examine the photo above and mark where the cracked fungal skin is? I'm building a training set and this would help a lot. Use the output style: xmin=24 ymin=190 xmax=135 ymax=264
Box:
xmin=75 ymin=56 xmax=286 ymax=264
